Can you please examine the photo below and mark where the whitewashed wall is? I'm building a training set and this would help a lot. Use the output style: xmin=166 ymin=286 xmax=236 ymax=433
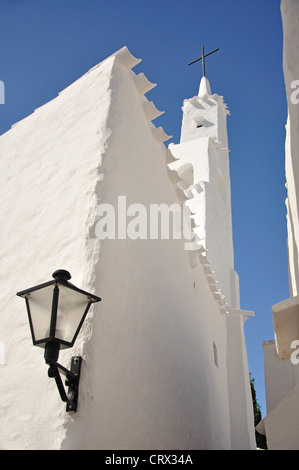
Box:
xmin=282 ymin=0 xmax=299 ymax=297
xmin=260 ymin=341 xmax=299 ymax=449
xmin=0 ymin=49 xmax=116 ymax=450
xmin=259 ymin=1 xmax=299 ymax=450
xmin=169 ymin=76 xmax=254 ymax=449
xmin=0 ymin=47 xmax=254 ymax=449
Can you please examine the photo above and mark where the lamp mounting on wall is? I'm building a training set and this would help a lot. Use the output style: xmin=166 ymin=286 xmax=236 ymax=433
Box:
xmin=16 ymin=269 xmax=101 ymax=412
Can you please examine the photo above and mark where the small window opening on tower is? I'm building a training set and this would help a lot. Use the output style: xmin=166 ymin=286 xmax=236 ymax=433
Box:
xmin=213 ymin=342 xmax=218 ymax=368
xmin=194 ymin=116 xmax=204 ymax=129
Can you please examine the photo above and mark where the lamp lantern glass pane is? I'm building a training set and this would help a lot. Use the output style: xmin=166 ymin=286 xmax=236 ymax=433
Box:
xmin=55 ymin=284 xmax=91 ymax=346
xmin=26 ymin=284 xmax=55 ymax=346
xmin=18 ymin=274 xmax=100 ymax=349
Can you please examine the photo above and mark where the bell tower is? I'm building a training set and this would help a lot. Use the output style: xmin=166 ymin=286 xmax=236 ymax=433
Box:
xmin=169 ymin=67 xmax=239 ymax=309
xmin=180 ymin=75 xmax=229 ymax=148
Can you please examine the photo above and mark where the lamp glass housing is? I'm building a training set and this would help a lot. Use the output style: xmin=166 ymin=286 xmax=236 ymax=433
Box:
xmin=17 ymin=274 xmax=101 ymax=349
xmin=17 ymin=270 xmax=101 ymax=413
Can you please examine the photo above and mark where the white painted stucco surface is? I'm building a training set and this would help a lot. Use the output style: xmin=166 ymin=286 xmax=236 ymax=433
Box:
xmin=169 ymin=79 xmax=235 ymax=309
xmin=260 ymin=341 xmax=299 ymax=449
xmin=0 ymin=49 xmax=116 ymax=450
xmin=263 ymin=385 xmax=299 ymax=450
xmin=261 ymin=341 xmax=299 ymax=414
xmin=0 ymin=47 xmax=255 ymax=449
xmin=259 ymin=1 xmax=299 ymax=450
xmin=282 ymin=0 xmax=299 ymax=297
xmin=169 ymin=77 xmax=254 ymax=449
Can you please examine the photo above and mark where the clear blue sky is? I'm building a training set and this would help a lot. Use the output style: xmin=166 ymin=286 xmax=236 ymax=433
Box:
xmin=0 ymin=0 xmax=288 ymax=418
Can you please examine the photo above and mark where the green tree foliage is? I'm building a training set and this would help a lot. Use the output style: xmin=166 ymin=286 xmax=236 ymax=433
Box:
xmin=250 ymin=374 xmax=267 ymax=449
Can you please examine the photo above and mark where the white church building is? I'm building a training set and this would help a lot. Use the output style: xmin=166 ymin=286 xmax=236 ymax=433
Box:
xmin=0 ymin=43 xmax=256 ymax=449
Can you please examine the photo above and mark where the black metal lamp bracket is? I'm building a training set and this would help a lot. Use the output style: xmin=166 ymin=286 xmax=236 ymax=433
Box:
xmin=48 ymin=356 xmax=82 ymax=412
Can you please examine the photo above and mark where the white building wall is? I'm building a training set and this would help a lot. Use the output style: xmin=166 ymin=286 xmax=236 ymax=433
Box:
xmin=261 ymin=341 xmax=299 ymax=449
xmin=226 ymin=313 xmax=255 ymax=449
xmin=259 ymin=1 xmax=299 ymax=450
xmin=170 ymin=82 xmax=235 ymax=307
xmin=282 ymin=0 xmax=299 ymax=297
xmin=262 ymin=341 xmax=296 ymax=413
xmin=0 ymin=47 xmax=254 ymax=449
xmin=0 ymin=52 xmax=118 ymax=449
xmin=170 ymin=76 xmax=255 ymax=450
xmin=263 ymin=385 xmax=299 ymax=450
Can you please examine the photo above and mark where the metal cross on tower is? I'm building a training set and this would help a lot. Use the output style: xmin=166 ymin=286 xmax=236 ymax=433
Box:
xmin=188 ymin=45 xmax=219 ymax=77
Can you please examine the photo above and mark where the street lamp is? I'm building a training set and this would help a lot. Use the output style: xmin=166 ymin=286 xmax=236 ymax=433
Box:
xmin=16 ymin=269 xmax=101 ymax=412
